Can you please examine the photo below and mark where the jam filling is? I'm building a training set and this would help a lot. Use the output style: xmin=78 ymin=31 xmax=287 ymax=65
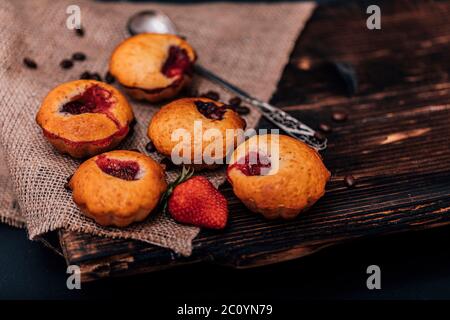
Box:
xmin=227 ymin=152 xmax=272 ymax=179
xmin=61 ymin=85 xmax=113 ymax=115
xmin=96 ymin=155 xmax=140 ymax=181
xmin=162 ymin=46 xmax=192 ymax=78
xmin=195 ymin=100 xmax=228 ymax=120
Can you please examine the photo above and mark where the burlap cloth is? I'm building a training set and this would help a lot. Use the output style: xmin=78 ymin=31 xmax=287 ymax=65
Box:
xmin=0 ymin=0 xmax=315 ymax=256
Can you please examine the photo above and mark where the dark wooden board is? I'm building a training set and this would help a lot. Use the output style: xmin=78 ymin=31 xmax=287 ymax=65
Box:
xmin=59 ymin=0 xmax=450 ymax=281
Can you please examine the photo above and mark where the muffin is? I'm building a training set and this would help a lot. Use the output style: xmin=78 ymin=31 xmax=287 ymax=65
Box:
xmin=148 ymin=97 xmax=246 ymax=170
xmin=109 ymin=33 xmax=196 ymax=102
xmin=68 ymin=150 xmax=167 ymax=227
xmin=227 ymin=134 xmax=330 ymax=219
xmin=36 ymin=80 xmax=134 ymax=158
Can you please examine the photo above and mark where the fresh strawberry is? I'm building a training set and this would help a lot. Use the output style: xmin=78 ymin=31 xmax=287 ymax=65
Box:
xmin=162 ymin=167 xmax=228 ymax=229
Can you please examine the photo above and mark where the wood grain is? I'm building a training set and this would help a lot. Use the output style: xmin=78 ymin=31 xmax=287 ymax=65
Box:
xmin=59 ymin=0 xmax=450 ymax=281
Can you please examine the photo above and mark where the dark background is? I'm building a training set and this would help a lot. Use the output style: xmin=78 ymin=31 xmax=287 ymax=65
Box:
xmin=2 ymin=0 xmax=450 ymax=300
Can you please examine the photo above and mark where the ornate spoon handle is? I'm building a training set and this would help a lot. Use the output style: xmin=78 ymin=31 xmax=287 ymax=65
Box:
xmin=194 ymin=65 xmax=327 ymax=151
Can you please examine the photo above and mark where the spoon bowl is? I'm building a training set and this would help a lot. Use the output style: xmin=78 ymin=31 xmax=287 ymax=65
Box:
xmin=127 ymin=10 xmax=177 ymax=35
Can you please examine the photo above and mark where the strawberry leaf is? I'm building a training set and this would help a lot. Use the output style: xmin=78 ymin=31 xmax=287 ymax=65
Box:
xmin=159 ymin=166 xmax=194 ymax=213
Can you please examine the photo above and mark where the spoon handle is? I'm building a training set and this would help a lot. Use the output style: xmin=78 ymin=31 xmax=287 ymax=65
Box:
xmin=194 ymin=64 xmax=327 ymax=151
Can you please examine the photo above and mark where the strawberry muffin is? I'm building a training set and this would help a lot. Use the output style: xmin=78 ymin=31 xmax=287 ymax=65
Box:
xmin=68 ymin=150 xmax=167 ymax=227
xmin=227 ymin=134 xmax=330 ymax=219
xmin=148 ymin=97 xmax=246 ymax=170
xmin=109 ymin=33 xmax=196 ymax=102
xmin=36 ymin=80 xmax=134 ymax=158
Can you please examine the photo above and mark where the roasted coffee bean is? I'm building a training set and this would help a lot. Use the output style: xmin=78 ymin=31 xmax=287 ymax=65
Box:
xmin=160 ymin=158 xmax=175 ymax=171
xmin=202 ymin=90 xmax=220 ymax=101
xmin=23 ymin=57 xmax=37 ymax=69
xmin=11 ymin=200 xmax=19 ymax=210
xmin=145 ymin=141 xmax=156 ymax=153
xmin=80 ymin=71 xmax=92 ymax=79
xmin=344 ymin=175 xmax=357 ymax=188
xmin=318 ymin=123 xmax=332 ymax=133
xmin=72 ymin=52 xmax=86 ymax=61
xmin=64 ymin=182 xmax=71 ymax=191
xmin=90 ymin=72 xmax=102 ymax=81
xmin=75 ymin=27 xmax=85 ymax=37
xmin=60 ymin=59 xmax=74 ymax=69
xmin=104 ymin=71 xmax=115 ymax=84
xmin=66 ymin=174 xmax=73 ymax=182
xmin=236 ymin=105 xmax=250 ymax=115
xmin=228 ymin=96 xmax=242 ymax=107
xmin=332 ymin=111 xmax=348 ymax=122
xmin=314 ymin=131 xmax=326 ymax=142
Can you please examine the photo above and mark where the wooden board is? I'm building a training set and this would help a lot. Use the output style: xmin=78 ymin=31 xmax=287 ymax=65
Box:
xmin=59 ymin=0 xmax=450 ymax=282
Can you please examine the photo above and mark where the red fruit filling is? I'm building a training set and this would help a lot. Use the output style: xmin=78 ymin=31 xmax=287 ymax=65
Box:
xmin=96 ymin=155 xmax=140 ymax=181
xmin=61 ymin=85 xmax=113 ymax=115
xmin=162 ymin=46 xmax=192 ymax=78
xmin=194 ymin=100 xmax=228 ymax=120
xmin=227 ymin=151 xmax=271 ymax=179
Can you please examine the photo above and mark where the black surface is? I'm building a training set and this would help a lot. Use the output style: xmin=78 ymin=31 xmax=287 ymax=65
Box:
xmin=2 ymin=222 xmax=450 ymax=300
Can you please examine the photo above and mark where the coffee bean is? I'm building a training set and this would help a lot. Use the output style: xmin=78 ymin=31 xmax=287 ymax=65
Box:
xmin=236 ymin=105 xmax=250 ymax=115
xmin=160 ymin=158 xmax=175 ymax=171
xmin=60 ymin=59 xmax=74 ymax=69
xmin=75 ymin=27 xmax=85 ymax=37
xmin=23 ymin=57 xmax=37 ymax=69
xmin=90 ymin=72 xmax=102 ymax=81
xmin=332 ymin=111 xmax=348 ymax=122
xmin=64 ymin=182 xmax=71 ymax=191
xmin=229 ymin=96 xmax=242 ymax=107
xmin=80 ymin=71 xmax=92 ymax=79
xmin=202 ymin=90 xmax=220 ymax=101
xmin=11 ymin=200 xmax=19 ymax=210
xmin=314 ymin=131 xmax=326 ymax=142
xmin=344 ymin=175 xmax=357 ymax=188
xmin=105 ymin=71 xmax=115 ymax=84
xmin=145 ymin=141 xmax=156 ymax=153
xmin=72 ymin=52 xmax=86 ymax=61
xmin=66 ymin=174 xmax=73 ymax=182
xmin=318 ymin=123 xmax=332 ymax=133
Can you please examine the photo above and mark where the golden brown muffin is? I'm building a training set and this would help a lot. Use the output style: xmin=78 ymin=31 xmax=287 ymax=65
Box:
xmin=36 ymin=80 xmax=134 ymax=158
xmin=148 ymin=97 xmax=246 ymax=170
xmin=227 ymin=134 xmax=330 ymax=219
xmin=68 ymin=150 xmax=167 ymax=227
xmin=109 ymin=33 xmax=196 ymax=102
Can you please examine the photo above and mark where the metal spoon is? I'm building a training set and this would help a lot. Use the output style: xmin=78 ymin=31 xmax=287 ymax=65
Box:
xmin=127 ymin=10 xmax=327 ymax=150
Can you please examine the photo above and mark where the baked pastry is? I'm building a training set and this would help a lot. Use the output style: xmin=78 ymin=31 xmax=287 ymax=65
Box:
xmin=68 ymin=150 xmax=167 ymax=227
xmin=148 ymin=97 xmax=246 ymax=170
xmin=227 ymin=134 xmax=330 ymax=219
xmin=36 ymin=80 xmax=134 ymax=158
xmin=109 ymin=33 xmax=196 ymax=102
